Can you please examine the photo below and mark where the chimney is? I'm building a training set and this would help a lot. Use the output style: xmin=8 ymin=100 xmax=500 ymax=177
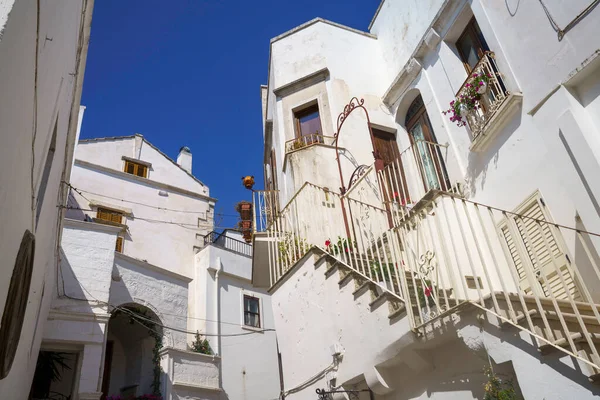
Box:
xmin=177 ymin=146 xmax=192 ymax=173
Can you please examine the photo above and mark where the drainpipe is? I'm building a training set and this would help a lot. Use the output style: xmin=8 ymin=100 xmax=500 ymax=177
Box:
xmin=213 ymin=257 xmax=223 ymax=393
xmin=214 ymin=256 xmax=222 ymax=356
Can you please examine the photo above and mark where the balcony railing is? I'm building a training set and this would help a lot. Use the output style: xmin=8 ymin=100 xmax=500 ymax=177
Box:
xmin=456 ymin=51 xmax=509 ymax=141
xmin=284 ymin=133 xmax=336 ymax=154
xmin=204 ymin=231 xmax=252 ymax=257
xmin=253 ymin=190 xmax=279 ymax=232
xmin=377 ymin=140 xmax=452 ymax=221
xmin=261 ymin=181 xmax=600 ymax=372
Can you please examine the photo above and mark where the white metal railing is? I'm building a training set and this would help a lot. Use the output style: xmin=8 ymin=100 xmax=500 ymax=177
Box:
xmin=456 ymin=51 xmax=509 ymax=141
xmin=284 ymin=133 xmax=336 ymax=154
xmin=387 ymin=194 xmax=600 ymax=371
xmin=377 ymin=140 xmax=451 ymax=222
xmin=252 ymin=190 xmax=279 ymax=232
xmin=263 ymin=180 xmax=600 ymax=371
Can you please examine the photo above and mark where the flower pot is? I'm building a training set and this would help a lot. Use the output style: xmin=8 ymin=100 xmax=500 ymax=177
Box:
xmin=458 ymin=103 xmax=470 ymax=118
xmin=477 ymin=81 xmax=488 ymax=95
xmin=240 ymin=220 xmax=252 ymax=230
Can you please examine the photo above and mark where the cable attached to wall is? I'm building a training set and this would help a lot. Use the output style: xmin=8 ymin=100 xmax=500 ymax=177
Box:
xmin=539 ymin=0 xmax=600 ymax=40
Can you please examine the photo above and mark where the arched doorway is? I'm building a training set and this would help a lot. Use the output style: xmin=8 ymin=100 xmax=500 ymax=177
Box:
xmin=405 ymin=95 xmax=450 ymax=191
xmin=101 ymin=304 xmax=163 ymax=399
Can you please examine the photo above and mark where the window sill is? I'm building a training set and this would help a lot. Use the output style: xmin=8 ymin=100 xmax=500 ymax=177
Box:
xmin=241 ymin=325 xmax=264 ymax=333
xmin=469 ymin=92 xmax=523 ymax=153
xmin=92 ymin=218 xmax=127 ymax=231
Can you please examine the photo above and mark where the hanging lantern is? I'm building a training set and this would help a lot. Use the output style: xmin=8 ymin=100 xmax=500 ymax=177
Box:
xmin=242 ymin=176 xmax=255 ymax=190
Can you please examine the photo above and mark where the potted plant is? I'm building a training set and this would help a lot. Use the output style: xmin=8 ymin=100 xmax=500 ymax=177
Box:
xmin=416 ymin=279 xmax=437 ymax=322
xmin=235 ymin=201 xmax=253 ymax=220
xmin=483 ymin=367 xmax=521 ymax=400
xmin=292 ymin=139 xmax=306 ymax=151
xmin=443 ymin=71 xmax=493 ymax=127
xmin=190 ymin=331 xmax=213 ymax=355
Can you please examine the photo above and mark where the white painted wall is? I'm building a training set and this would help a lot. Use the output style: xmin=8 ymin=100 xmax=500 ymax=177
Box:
xmin=71 ymin=137 xmax=214 ymax=277
xmin=195 ymin=244 xmax=281 ymax=400
xmin=0 ymin=0 xmax=92 ymax=397
xmin=261 ymin=1 xmax=600 ymax=398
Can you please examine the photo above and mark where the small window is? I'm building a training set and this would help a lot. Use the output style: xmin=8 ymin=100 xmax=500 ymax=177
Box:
xmin=243 ymin=295 xmax=260 ymax=328
xmin=124 ymin=160 xmax=148 ymax=178
xmin=97 ymin=208 xmax=123 ymax=224
xmin=294 ymin=104 xmax=323 ymax=140
xmin=115 ymin=236 xmax=124 ymax=253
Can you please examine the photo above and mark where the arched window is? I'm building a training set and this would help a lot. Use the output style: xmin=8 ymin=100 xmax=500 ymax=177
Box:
xmin=405 ymin=95 xmax=449 ymax=191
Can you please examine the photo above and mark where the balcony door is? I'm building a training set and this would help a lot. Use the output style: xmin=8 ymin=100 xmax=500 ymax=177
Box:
xmin=456 ymin=18 xmax=490 ymax=72
xmin=405 ymin=95 xmax=449 ymax=192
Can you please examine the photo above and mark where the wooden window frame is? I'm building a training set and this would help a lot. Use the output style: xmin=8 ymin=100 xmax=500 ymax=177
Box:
xmin=123 ymin=160 xmax=148 ymax=178
xmin=293 ymin=103 xmax=323 ymax=140
xmin=96 ymin=207 xmax=124 ymax=225
xmin=115 ymin=236 xmax=124 ymax=253
xmin=456 ymin=17 xmax=490 ymax=73
xmin=243 ymin=295 xmax=261 ymax=328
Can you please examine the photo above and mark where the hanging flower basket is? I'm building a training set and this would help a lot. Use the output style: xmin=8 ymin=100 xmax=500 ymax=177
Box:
xmin=241 ymin=176 xmax=255 ymax=190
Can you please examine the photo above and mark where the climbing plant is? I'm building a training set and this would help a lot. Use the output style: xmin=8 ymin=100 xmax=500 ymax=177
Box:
xmin=113 ymin=307 xmax=163 ymax=397
xmin=483 ymin=367 xmax=521 ymax=400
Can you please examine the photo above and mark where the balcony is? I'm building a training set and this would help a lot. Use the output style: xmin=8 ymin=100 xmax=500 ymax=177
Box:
xmin=203 ymin=231 xmax=252 ymax=257
xmin=454 ymin=52 xmax=523 ymax=152
xmin=284 ymin=133 xmax=335 ymax=155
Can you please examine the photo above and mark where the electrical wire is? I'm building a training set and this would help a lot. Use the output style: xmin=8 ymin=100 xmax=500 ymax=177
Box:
xmin=65 ymin=182 xmax=239 ymax=217
xmin=539 ymin=0 xmax=600 ymax=40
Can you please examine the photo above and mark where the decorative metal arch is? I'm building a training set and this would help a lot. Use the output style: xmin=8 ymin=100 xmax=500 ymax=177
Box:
xmin=333 ymin=97 xmax=383 ymax=238
xmin=333 ymin=97 xmax=382 ymax=195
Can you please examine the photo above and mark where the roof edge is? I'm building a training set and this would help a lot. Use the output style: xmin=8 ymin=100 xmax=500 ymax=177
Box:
xmin=368 ymin=0 xmax=386 ymax=31
xmin=270 ymin=17 xmax=376 ymax=45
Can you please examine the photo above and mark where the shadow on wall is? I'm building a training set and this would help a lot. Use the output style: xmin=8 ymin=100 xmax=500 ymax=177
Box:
xmin=58 ymin=248 xmax=95 ymax=315
xmin=464 ymin=108 xmax=522 ymax=197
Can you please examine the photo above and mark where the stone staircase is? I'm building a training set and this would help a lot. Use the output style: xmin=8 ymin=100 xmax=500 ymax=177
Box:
xmin=313 ymin=246 xmax=600 ymax=383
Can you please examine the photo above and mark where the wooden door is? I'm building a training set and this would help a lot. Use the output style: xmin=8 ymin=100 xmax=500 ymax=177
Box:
xmin=373 ymin=128 xmax=410 ymax=202
xmin=405 ymin=96 xmax=449 ymax=192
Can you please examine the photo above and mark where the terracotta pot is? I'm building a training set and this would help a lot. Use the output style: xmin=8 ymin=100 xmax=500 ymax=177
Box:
xmin=240 ymin=220 xmax=252 ymax=230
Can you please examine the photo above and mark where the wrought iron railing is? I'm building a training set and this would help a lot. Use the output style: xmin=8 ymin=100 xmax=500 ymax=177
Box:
xmin=455 ymin=51 xmax=509 ymax=141
xmin=284 ymin=133 xmax=335 ymax=154
xmin=204 ymin=231 xmax=252 ymax=257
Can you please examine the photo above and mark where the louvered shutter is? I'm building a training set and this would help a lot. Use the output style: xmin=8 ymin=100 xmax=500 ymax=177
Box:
xmin=502 ymin=198 xmax=581 ymax=301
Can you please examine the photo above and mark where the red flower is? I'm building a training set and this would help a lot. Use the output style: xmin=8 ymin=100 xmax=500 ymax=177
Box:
xmin=325 ymin=240 xmax=331 ymax=247
xmin=393 ymin=191 xmax=399 ymax=198
xmin=344 ymin=247 xmax=348 ymax=253
xmin=424 ymin=287 xmax=433 ymax=297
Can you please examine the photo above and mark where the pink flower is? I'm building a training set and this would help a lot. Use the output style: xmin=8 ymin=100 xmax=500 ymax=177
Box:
xmin=424 ymin=287 xmax=433 ymax=297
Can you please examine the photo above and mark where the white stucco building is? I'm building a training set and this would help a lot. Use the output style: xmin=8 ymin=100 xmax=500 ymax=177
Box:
xmin=35 ymin=133 xmax=280 ymax=400
xmin=0 ymin=0 xmax=93 ymax=398
xmin=253 ymin=0 xmax=600 ymax=399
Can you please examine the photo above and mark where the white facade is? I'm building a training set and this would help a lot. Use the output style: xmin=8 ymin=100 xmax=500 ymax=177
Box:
xmin=195 ymin=229 xmax=281 ymax=400
xmin=0 ymin=0 xmax=93 ymax=398
xmin=256 ymin=1 xmax=600 ymax=399
xmin=41 ymin=135 xmax=279 ymax=399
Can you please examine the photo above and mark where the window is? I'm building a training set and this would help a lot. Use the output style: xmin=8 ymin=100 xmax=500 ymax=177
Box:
xmin=35 ymin=119 xmax=58 ymax=228
xmin=97 ymin=208 xmax=123 ymax=224
xmin=456 ymin=18 xmax=490 ymax=72
xmin=124 ymin=160 xmax=148 ymax=178
xmin=499 ymin=194 xmax=582 ymax=301
xmin=405 ymin=95 xmax=450 ymax=192
xmin=243 ymin=295 xmax=260 ymax=328
xmin=115 ymin=236 xmax=124 ymax=253
xmin=0 ymin=230 xmax=35 ymax=379
xmin=294 ymin=104 xmax=323 ymax=144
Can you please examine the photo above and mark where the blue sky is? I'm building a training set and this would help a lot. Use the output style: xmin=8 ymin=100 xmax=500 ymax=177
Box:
xmin=80 ymin=0 xmax=380 ymax=230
